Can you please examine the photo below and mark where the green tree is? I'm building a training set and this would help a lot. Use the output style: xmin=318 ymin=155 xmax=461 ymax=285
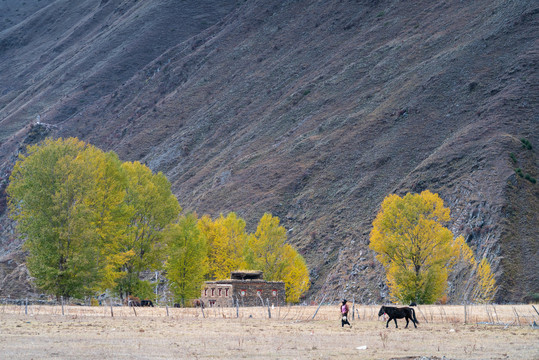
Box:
xmin=164 ymin=213 xmax=208 ymax=305
xmin=369 ymin=190 xmax=469 ymax=304
xmin=7 ymin=138 xmax=115 ymax=299
xmin=115 ymin=161 xmax=181 ymax=298
xmin=245 ymin=213 xmax=310 ymax=303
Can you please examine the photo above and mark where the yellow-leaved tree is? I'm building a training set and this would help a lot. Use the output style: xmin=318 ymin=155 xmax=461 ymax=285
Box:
xmin=198 ymin=212 xmax=248 ymax=280
xmin=245 ymin=213 xmax=310 ymax=303
xmin=470 ymin=258 xmax=497 ymax=303
xmin=369 ymin=190 xmax=496 ymax=304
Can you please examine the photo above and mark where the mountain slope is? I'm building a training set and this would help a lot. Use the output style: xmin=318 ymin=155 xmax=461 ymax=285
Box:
xmin=1 ymin=0 xmax=537 ymax=302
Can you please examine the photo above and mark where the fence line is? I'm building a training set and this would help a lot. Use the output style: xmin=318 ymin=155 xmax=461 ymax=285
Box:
xmin=0 ymin=299 xmax=537 ymax=327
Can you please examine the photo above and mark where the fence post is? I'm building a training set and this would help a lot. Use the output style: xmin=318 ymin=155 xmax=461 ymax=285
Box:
xmin=166 ymin=304 xmax=169 ymax=317
xmin=235 ymin=296 xmax=239 ymax=318
xmin=266 ymin=298 xmax=271 ymax=319
xmin=25 ymin=298 xmax=28 ymax=315
xmin=311 ymin=294 xmax=327 ymax=320
xmin=61 ymin=296 xmax=64 ymax=316
xmin=352 ymin=298 xmax=355 ymax=320
xmin=129 ymin=301 xmax=137 ymax=317
xmin=110 ymin=298 xmax=114 ymax=318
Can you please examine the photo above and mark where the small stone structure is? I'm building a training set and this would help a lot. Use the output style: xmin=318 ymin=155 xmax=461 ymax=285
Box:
xmin=201 ymin=270 xmax=286 ymax=307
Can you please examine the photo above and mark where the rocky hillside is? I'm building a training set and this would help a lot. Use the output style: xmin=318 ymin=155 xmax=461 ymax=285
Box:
xmin=1 ymin=0 xmax=537 ymax=303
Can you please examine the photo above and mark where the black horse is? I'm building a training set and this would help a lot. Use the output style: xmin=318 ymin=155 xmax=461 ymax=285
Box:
xmin=140 ymin=300 xmax=154 ymax=307
xmin=378 ymin=305 xmax=419 ymax=328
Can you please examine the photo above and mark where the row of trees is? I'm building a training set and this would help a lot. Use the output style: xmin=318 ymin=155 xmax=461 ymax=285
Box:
xmin=167 ymin=212 xmax=310 ymax=304
xmin=369 ymin=190 xmax=497 ymax=304
xmin=7 ymin=138 xmax=309 ymax=304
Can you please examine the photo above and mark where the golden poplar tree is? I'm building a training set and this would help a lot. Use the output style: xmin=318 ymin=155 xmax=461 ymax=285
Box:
xmin=470 ymin=258 xmax=497 ymax=303
xmin=198 ymin=212 xmax=248 ymax=280
xmin=245 ymin=213 xmax=310 ymax=303
xmin=370 ymin=190 xmax=468 ymax=304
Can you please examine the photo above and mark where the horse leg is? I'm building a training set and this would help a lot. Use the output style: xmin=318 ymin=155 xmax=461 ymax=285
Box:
xmin=405 ymin=317 xmax=409 ymax=328
xmin=393 ymin=318 xmax=398 ymax=328
xmin=386 ymin=318 xmax=391 ymax=328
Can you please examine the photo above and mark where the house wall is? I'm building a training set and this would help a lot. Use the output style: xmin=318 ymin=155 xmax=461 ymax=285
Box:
xmin=201 ymin=284 xmax=233 ymax=307
xmin=201 ymin=280 xmax=285 ymax=307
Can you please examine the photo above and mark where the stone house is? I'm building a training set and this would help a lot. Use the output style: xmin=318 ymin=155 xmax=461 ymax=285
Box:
xmin=201 ymin=270 xmax=286 ymax=307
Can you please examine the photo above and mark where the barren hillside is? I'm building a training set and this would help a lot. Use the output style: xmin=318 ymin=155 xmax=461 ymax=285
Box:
xmin=0 ymin=0 xmax=537 ymax=303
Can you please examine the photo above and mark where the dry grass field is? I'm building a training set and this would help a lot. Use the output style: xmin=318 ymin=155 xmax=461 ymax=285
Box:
xmin=1 ymin=304 xmax=538 ymax=359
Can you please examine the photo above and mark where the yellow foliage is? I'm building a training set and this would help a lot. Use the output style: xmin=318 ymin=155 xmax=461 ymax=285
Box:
xmin=370 ymin=190 xmax=461 ymax=304
xmin=246 ymin=213 xmax=310 ymax=303
xmin=198 ymin=213 xmax=248 ymax=280
xmin=472 ymin=258 xmax=497 ymax=303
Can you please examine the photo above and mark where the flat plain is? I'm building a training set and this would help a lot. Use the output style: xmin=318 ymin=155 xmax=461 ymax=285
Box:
xmin=0 ymin=304 xmax=538 ymax=359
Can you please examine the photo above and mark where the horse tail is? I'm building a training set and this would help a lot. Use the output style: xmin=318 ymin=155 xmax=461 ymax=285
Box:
xmin=411 ymin=308 xmax=419 ymax=324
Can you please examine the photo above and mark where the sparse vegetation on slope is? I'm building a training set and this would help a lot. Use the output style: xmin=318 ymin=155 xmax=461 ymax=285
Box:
xmin=0 ymin=0 xmax=537 ymax=303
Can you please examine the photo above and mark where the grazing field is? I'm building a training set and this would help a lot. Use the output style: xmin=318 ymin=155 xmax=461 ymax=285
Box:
xmin=0 ymin=304 xmax=538 ymax=359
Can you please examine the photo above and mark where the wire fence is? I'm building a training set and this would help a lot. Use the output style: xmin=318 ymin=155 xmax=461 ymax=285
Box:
xmin=1 ymin=298 xmax=538 ymax=328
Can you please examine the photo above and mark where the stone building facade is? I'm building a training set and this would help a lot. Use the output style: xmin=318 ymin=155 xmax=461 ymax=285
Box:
xmin=201 ymin=271 xmax=286 ymax=307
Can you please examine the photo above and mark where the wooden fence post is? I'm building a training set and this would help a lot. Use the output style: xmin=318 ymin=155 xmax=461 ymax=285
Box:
xmin=25 ymin=298 xmax=28 ymax=315
xmin=61 ymin=296 xmax=64 ymax=316
xmin=311 ymin=294 xmax=327 ymax=320
xmin=129 ymin=301 xmax=137 ymax=317
xmin=352 ymin=298 xmax=355 ymax=320
xmin=266 ymin=298 xmax=271 ymax=319
xmin=110 ymin=298 xmax=114 ymax=317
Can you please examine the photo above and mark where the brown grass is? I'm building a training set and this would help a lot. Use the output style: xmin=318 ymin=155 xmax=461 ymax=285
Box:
xmin=0 ymin=304 xmax=538 ymax=359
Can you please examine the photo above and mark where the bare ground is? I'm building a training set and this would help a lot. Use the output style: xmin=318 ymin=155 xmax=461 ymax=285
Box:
xmin=0 ymin=305 xmax=537 ymax=359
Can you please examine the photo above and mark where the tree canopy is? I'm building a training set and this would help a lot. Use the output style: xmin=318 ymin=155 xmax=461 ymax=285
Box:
xmin=245 ymin=213 xmax=310 ymax=303
xmin=369 ymin=190 xmax=496 ymax=304
xmin=8 ymin=138 xmax=121 ymax=298
xmin=198 ymin=212 xmax=310 ymax=303
xmin=8 ymin=138 xmax=309 ymax=303
xmin=8 ymin=138 xmax=180 ymax=300
xmin=164 ymin=213 xmax=208 ymax=305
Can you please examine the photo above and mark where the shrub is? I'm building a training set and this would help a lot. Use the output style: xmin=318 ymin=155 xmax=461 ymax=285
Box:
xmin=524 ymin=173 xmax=537 ymax=184
xmin=515 ymin=168 xmax=523 ymax=177
xmin=520 ymin=138 xmax=532 ymax=150
xmin=509 ymin=152 xmax=517 ymax=164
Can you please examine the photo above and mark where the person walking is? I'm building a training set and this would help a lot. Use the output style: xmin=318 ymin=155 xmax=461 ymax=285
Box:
xmin=341 ymin=299 xmax=352 ymax=328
